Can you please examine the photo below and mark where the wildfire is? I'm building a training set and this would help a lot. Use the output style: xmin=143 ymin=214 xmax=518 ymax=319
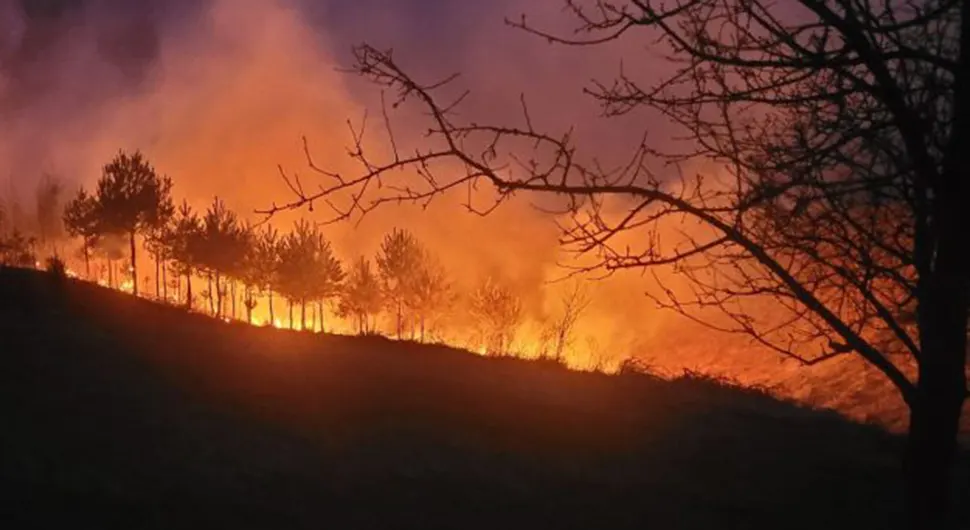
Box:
xmin=264 ymin=318 xmax=285 ymax=330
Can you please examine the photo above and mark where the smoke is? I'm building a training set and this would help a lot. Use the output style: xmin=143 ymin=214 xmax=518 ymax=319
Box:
xmin=0 ymin=0 xmax=910 ymax=427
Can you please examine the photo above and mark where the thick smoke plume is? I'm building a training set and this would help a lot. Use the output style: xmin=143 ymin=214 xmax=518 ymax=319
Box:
xmin=0 ymin=0 xmax=909 ymax=429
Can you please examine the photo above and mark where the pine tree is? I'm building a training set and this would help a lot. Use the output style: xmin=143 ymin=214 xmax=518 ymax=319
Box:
xmin=92 ymin=150 xmax=173 ymax=296
xmin=63 ymin=188 xmax=100 ymax=279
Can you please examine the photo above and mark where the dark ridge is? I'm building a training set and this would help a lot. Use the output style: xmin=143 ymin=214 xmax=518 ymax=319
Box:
xmin=1 ymin=266 xmax=966 ymax=529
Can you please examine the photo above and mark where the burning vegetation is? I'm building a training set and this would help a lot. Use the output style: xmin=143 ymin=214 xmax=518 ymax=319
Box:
xmin=1 ymin=150 xmax=607 ymax=371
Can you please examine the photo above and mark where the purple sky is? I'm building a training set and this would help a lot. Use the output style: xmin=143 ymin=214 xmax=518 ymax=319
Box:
xmin=1 ymin=0 xmax=516 ymax=105
xmin=0 ymin=0 xmax=645 ymax=188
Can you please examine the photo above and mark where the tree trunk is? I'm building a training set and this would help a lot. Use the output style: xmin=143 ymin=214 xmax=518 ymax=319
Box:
xmin=245 ymin=287 xmax=253 ymax=324
xmin=907 ymin=166 xmax=969 ymax=528
xmin=185 ymin=273 xmax=193 ymax=309
xmin=162 ymin=262 xmax=168 ymax=301
xmin=907 ymin=286 xmax=968 ymax=527
xmin=269 ymin=290 xmax=275 ymax=323
xmin=906 ymin=15 xmax=970 ymax=528
xmin=215 ymin=272 xmax=223 ymax=317
xmin=231 ymin=281 xmax=237 ymax=320
xmin=905 ymin=345 xmax=966 ymax=530
xmin=905 ymin=375 xmax=965 ymax=530
xmin=289 ymin=301 xmax=294 ymax=330
xmin=83 ymin=244 xmax=91 ymax=279
xmin=129 ymin=230 xmax=138 ymax=297
xmin=301 ymin=298 xmax=307 ymax=330
xmin=154 ymin=254 xmax=160 ymax=298
xmin=318 ymin=301 xmax=324 ymax=333
xmin=207 ymin=273 xmax=215 ymax=314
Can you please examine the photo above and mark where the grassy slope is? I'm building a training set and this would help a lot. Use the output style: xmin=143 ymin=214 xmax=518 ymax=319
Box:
xmin=0 ymin=267 xmax=966 ymax=529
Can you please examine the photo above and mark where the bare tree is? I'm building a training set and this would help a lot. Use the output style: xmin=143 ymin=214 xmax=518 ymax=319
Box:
xmin=262 ymin=1 xmax=968 ymax=526
xmin=544 ymin=282 xmax=591 ymax=362
xmin=470 ymin=275 xmax=524 ymax=356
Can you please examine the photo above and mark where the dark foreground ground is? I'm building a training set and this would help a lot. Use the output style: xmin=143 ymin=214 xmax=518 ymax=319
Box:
xmin=1 ymin=267 xmax=967 ymax=529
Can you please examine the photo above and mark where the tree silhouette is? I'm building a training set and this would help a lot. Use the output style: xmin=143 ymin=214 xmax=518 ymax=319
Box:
xmin=223 ymin=223 xmax=253 ymax=320
xmin=376 ymin=228 xmax=423 ymax=338
xmin=470 ymin=276 xmax=523 ymax=356
xmin=543 ymin=283 xmax=591 ymax=362
xmin=276 ymin=219 xmax=340 ymax=330
xmin=309 ymin=234 xmax=344 ymax=333
xmin=237 ymin=224 xmax=262 ymax=324
xmin=34 ymin=173 xmax=64 ymax=257
xmin=339 ymin=256 xmax=383 ymax=334
xmin=167 ymin=201 xmax=203 ymax=309
xmin=144 ymin=195 xmax=175 ymax=300
xmin=262 ymin=2 xmax=969 ymax=525
xmin=198 ymin=197 xmax=244 ymax=318
xmin=253 ymin=226 xmax=281 ymax=324
xmin=63 ymin=188 xmax=100 ymax=279
xmin=408 ymin=249 xmax=452 ymax=342
xmin=276 ymin=221 xmax=308 ymax=329
xmin=93 ymin=150 xmax=173 ymax=297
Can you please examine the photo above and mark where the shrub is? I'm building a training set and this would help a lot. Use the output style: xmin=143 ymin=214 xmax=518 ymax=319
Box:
xmin=45 ymin=255 xmax=67 ymax=280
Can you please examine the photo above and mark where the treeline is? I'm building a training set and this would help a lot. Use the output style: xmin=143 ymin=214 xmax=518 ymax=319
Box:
xmin=2 ymin=150 xmax=590 ymax=358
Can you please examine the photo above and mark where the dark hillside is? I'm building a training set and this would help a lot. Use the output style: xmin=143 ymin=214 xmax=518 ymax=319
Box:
xmin=0 ymin=267 xmax=965 ymax=529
